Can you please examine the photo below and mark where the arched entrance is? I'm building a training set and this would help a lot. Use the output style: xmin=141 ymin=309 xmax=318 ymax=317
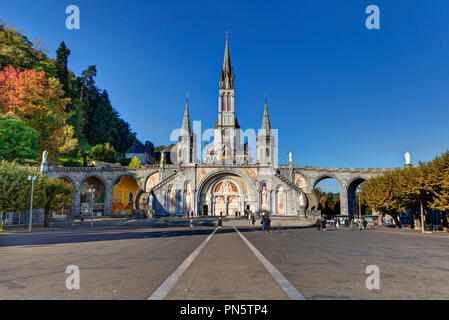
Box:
xmin=113 ymin=175 xmax=139 ymax=216
xmin=196 ymin=170 xmax=257 ymax=216
xmin=347 ymin=177 xmax=368 ymax=220
xmin=80 ymin=176 xmax=105 ymax=216
xmin=53 ymin=177 xmax=74 ymax=217
xmin=313 ymin=175 xmax=341 ymax=216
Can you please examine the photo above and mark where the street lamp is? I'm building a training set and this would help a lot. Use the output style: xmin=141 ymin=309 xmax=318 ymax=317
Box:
xmin=28 ymin=175 xmax=38 ymax=232
xmin=89 ymin=188 xmax=96 ymax=227
xmin=357 ymin=188 xmax=362 ymax=221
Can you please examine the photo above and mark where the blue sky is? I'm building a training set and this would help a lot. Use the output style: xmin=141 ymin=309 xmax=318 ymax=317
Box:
xmin=2 ymin=1 xmax=449 ymax=185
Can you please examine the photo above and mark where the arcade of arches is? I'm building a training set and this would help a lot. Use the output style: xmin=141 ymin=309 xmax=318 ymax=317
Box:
xmin=112 ymin=176 xmax=139 ymax=216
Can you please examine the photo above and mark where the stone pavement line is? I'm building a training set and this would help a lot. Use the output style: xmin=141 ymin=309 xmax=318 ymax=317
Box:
xmin=147 ymin=227 xmax=218 ymax=300
xmin=233 ymin=227 xmax=306 ymax=300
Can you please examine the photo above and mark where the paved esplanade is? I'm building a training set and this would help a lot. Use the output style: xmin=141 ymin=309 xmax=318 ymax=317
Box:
xmin=164 ymin=227 xmax=292 ymax=300
xmin=2 ymin=225 xmax=449 ymax=300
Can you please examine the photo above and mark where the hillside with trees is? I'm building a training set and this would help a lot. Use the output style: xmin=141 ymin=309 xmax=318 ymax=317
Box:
xmin=0 ymin=22 xmax=137 ymax=164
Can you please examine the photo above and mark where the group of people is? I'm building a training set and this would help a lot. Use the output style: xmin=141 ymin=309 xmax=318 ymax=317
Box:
xmin=316 ymin=218 xmax=327 ymax=231
xmin=317 ymin=217 xmax=369 ymax=230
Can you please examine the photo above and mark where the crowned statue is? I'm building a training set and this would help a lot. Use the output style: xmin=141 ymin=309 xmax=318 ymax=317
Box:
xmin=404 ymin=152 xmax=411 ymax=166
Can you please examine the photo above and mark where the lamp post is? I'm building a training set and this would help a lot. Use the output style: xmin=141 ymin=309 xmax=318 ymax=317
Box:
xmin=420 ymin=199 xmax=424 ymax=234
xmin=89 ymin=188 xmax=96 ymax=227
xmin=28 ymin=175 xmax=38 ymax=232
xmin=357 ymin=188 xmax=362 ymax=221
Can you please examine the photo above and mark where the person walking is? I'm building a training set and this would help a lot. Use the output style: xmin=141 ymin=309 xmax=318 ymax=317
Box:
xmin=251 ymin=213 xmax=256 ymax=228
xmin=189 ymin=217 xmax=194 ymax=228
xmin=363 ymin=218 xmax=368 ymax=230
xmin=265 ymin=215 xmax=271 ymax=233
xmin=321 ymin=218 xmax=327 ymax=231
xmin=218 ymin=216 xmax=223 ymax=228
xmin=261 ymin=213 xmax=266 ymax=231
xmin=316 ymin=218 xmax=322 ymax=231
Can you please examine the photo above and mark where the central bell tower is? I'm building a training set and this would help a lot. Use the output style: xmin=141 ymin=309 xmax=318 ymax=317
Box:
xmin=212 ymin=33 xmax=242 ymax=162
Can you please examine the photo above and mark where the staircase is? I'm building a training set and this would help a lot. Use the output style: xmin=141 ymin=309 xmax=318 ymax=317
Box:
xmin=152 ymin=171 xmax=181 ymax=192
xmin=274 ymin=173 xmax=303 ymax=194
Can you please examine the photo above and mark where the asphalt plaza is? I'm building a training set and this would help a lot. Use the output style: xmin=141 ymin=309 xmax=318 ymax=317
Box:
xmin=1 ymin=224 xmax=448 ymax=300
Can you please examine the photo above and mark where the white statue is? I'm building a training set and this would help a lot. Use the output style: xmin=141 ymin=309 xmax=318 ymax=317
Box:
xmin=405 ymin=152 xmax=411 ymax=165
xmin=160 ymin=151 xmax=165 ymax=167
xmin=289 ymin=152 xmax=293 ymax=163
xmin=299 ymin=192 xmax=305 ymax=207
xmin=40 ymin=150 xmax=48 ymax=172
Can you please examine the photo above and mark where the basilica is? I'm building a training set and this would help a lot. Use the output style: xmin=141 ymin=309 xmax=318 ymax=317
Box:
xmin=145 ymin=36 xmax=310 ymax=217
xmin=49 ymin=36 xmax=387 ymax=220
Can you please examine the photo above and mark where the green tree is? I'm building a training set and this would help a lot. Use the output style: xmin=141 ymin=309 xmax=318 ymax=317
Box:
xmin=43 ymin=178 xmax=73 ymax=227
xmin=33 ymin=59 xmax=57 ymax=79
xmin=0 ymin=22 xmax=47 ymax=70
xmin=56 ymin=42 xmax=71 ymax=95
xmin=0 ymin=114 xmax=39 ymax=161
xmin=427 ymin=151 xmax=449 ymax=230
xmin=89 ymin=143 xmax=116 ymax=163
xmin=0 ymin=161 xmax=46 ymax=230
xmin=361 ymin=170 xmax=402 ymax=227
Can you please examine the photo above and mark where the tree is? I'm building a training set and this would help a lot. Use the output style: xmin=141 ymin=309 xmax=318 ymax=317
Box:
xmin=129 ymin=155 xmax=141 ymax=167
xmin=361 ymin=171 xmax=402 ymax=227
xmin=0 ymin=161 xmax=46 ymax=230
xmin=43 ymin=178 xmax=73 ymax=227
xmin=78 ymin=65 xmax=97 ymax=102
xmin=0 ymin=22 xmax=47 ymax=70
xmin=89 ymin=143 xmax=116 ymax=163
xmin=427 ymin=151 xmax=449 ymax=230
xmin=57 ymin=125 xmax=78 ymax=155
xmin=56 ymin=42 xmax=70 ymax=95
xmin=33 ymin=59 xmax=57 ymax=79
xmin=0 ymin=66 xmax=71 ymax=160
xmin=0 ymin=114 xmax=39 ymax=161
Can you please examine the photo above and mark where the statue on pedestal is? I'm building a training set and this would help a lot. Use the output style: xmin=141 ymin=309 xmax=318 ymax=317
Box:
xmin=289 ymin=152 xmax=293 ymax=164
xmin=404 ymin=152 xmax=411 ymax=166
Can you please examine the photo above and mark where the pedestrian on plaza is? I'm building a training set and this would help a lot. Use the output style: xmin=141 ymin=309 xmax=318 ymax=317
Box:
xmin=265 ymin=215 xmax=271 ymax=233
xmin=321 ymin=218 xmax=327 ymax=231
xmin=363 ymin=218 xmax=368 ymax=230
xmin=218 ymin=216 xmax=223 ymax=228
xmin=261 ymin=213 xmax=266 ymax=231
xmin=316 ymin=218 xmax=321 ymax=231
xmin=235 ymin=211 xmax=238 ymax=218
xmin=189 ymin=217 xmax=194 ymax=228
xmin=251 ymin=213 xmax=256 ymax=227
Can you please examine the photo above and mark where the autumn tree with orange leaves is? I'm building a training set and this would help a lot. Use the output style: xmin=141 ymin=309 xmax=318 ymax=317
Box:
xmin=0 ymin=65 xmax=71 ymax=161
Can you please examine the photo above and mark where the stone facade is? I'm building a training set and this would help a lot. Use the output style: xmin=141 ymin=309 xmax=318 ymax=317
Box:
xmin=47 ymin=36 xmax=394 ymax=220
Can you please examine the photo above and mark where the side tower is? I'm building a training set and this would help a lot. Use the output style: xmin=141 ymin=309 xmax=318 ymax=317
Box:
xmin=257 ymin=96 xmax=275 ymax=165
xmin=177 ymin=96 xmax=195 ymax=164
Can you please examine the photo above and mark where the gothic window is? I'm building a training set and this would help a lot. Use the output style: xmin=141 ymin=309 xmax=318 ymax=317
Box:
xmin=223 ymin=95 xmax=227 ymax=112
xmin=266 ymin=148 xmax=270 ymax=157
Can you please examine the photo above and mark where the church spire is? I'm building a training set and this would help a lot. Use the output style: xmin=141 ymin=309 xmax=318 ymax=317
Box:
xmin=261 ymin=94 xmax=271 ymax=131
xmin=181 ymin=94 xmax=192 ymax=135
xmin=219 ymin=32 xmax=235 ymax=89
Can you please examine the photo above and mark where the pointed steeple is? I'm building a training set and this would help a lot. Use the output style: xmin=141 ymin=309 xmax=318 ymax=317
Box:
xmin=219 ymin=32 xmax=235 ymax=89
xmin=181 ymin=94 xmax=192 ymax=135
xmin=261 ymin=94 xmax=271 ymax=131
